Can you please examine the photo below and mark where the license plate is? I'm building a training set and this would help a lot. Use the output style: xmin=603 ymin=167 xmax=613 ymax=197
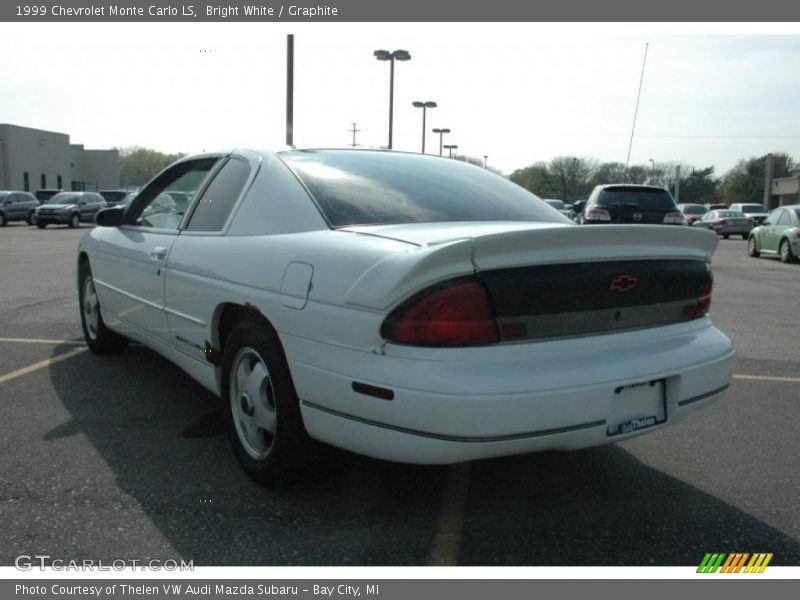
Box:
xmin=607 ymin=379 xmax=666 ymax=437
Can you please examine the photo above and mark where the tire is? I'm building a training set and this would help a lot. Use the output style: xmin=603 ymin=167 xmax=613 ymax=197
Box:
xmin=742 ymin=234 xmax=748 ymax=240
xmin=37 ymin=222 xmax=46 ymax=229
xmin=779 ymin=238 xmax=797 ymax=264
xmin=747 ymin=236 xmax=760 ymax=258
xmin=221 ymin=318 xmax=311 ymax=485
xmin=69 ymin=213 xmax=80 ymax=229
xmin=722 ymin=234 xmax=730 ymax=239
xmin=78 ymin=261 xmax=129 ymax=353
xmin=27 ymin=211 xmax=35 ymax=225
xmin=0 ymin=212 xmax=6 ymax=227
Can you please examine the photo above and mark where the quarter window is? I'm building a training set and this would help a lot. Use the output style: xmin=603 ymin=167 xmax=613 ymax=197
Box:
xmin=185 ymin=158 xmax=250 ymax=231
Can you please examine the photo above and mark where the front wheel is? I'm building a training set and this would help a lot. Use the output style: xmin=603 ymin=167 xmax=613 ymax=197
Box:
xmin=36 ymin=222 xmax=46 ymax=229
xmin=780 ymin=239 xmax=797 ymax=263
xmin=78 ymin=261 xmax=129 ymax=353
xmin=0 ymin=213 xmax=6 ymax=227
xmin=27 ymin=211 xmax=35 ymax=225
xmin=221 ymin=319 xmax=311 ymax=485
xmin=722 ymin=234 xmax=730 ymax=239
xmin=747 ymin=236 xmax=760 ymax=257
xmin=69 ymin=213 xmax=80 ymax=228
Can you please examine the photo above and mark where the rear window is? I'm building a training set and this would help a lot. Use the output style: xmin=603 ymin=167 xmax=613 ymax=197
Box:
xmin=595 ymin=187 xmax=676 ymax=210
xmin=280 ymin=150 xmax=566 ymax=228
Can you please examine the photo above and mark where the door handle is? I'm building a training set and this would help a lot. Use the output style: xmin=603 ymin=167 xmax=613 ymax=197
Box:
xmin=150 ymin=247 xmax=168 ymax=260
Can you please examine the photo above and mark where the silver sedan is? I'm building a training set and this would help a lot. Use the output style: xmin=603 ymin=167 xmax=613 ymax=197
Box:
xmin=692 ymin=210 xmax=754 ymax=239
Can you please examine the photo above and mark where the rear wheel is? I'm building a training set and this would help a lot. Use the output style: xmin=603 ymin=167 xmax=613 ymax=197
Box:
xmin=741 ymin=234 xmax=748 ymax=240
xmin=37 ymin=222 xmax=46 ymax=229
xmin=780 ymin=239 xmax=797 ymax=263
xmin=27 ymin=211 xmax=35 ymax=225
xmin=747 ymin=236 xmax=760 ymax=257
xmin=221 ymin=319 xmax=311 ymax=485
xmin=0 ymin=212 xmax=6 ymax=226
xmin=723 ymin=234 xmax=730 ymax=239
xmin=69 ymin=213 xmax=80 ymax=229
xmin=78 ymin=261 xmax=129 ymax=353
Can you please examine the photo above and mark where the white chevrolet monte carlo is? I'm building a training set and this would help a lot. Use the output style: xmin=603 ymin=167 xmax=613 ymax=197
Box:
xmin=77 ymin=149 xmax=734 ymax=484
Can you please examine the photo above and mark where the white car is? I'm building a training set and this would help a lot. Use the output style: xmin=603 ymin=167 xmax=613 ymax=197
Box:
xmin=77 ymin=149 xmax=735 ymax=484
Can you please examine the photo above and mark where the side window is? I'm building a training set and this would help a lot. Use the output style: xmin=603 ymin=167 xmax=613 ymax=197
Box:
xmin=127 ymin=158 xmax=220 ymax=230
xmin=185 ymin=158 xmax=251 ymax=232
xmin=765 ymin=211 xmax=779 ymax=226
xmin=777 ymin=211 xmax=791 ymax=226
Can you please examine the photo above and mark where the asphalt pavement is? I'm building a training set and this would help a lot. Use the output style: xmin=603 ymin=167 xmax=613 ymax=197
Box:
xmin=0 ymin=222 xmax=798 ymax=566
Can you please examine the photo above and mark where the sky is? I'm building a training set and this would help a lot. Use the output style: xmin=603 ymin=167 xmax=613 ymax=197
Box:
xmin=2 ymin=22 xmax=800 ymax=177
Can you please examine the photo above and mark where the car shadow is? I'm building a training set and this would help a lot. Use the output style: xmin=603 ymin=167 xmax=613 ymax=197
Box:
xmin=45 ymin=343 xmax=800 ymax=566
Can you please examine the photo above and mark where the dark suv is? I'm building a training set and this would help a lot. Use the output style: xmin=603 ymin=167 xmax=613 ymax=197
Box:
xmin=33 ymin=192 xmax=108 ymax=228
xmin=576 ymin=184 xmax=687 ymax=226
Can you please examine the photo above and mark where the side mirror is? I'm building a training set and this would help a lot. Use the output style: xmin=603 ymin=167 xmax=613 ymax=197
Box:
xmin=95 ymin=206 xmax=125 ymax=227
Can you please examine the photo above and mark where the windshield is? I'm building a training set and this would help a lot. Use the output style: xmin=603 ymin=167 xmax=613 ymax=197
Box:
xmin=0 ymin=192 xmax=9 ymax=201
xmin=680 ymin=205 xmax=707 ymax=214
xmin=715 ymin=211 xmax=745 ymax=218
xmin=47 ymin=193 xmax=80 ymax=205
xmin=544 ymin=199 xmax=565 ymax=209
xmin=595 ymin=187 xmax=676 ymax=210
xmin=281 ymin=150 xmax=568 ymax=227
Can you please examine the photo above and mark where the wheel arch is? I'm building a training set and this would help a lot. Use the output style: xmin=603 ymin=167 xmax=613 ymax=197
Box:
xmin=211 ymin=302 xmax=284 ymax=387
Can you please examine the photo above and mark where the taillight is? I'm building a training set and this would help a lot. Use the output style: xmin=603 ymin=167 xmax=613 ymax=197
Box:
xmin=663 ymin=212 xmax=686 ymax=225
xmin=719 ymin=219 xmax=728 ymax=225
xmin=585 ymin=207 xmax=611 ymax=222
xmin=381 ymin=278 xmax=500 ymax=346
xmin=682 ymin=270 xmax=713 ymax=320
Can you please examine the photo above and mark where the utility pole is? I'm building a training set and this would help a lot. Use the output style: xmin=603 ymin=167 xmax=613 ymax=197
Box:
xmin=348 ymin=123 xmax=361 ymax=147
xmin=674 ymin=165 xmax=681 ymax=203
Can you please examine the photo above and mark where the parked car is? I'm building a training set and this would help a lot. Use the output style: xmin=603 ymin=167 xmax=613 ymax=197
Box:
xmin=77 ymin=149 xmax=733 ymax=484
xmin=747 ymin=204 xmax=800 ymax=263
xmin=692 ymin=209 xmax=753 ymax=239
xmin=542 ymin=198 xmax=574 ymax=219
xmin=34 ymin=189 xmax=63 ymax=204
xmin=676 ymin=203 xmax=708 ymax=225
xmin=0 ymin=191 xmax=39 ymax=226
xmin=729 ymin=203 xmax=769 ymax=225
xmin=704 ymin=203 xmax=728 ymax=211
xmin=576 ymin=184 xmax=686 ymax=225
xmin=99 ymin=190 xmax=130 ymax=206
xmin=34 ymin=192 xmax=108 ymax=228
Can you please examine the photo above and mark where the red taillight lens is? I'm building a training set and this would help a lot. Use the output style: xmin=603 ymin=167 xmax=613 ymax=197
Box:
xmin=586 ymin=207 xmax=611 ymax=222
xmin=382 ymin=279 xmax=500 ymax=346
xmin=663 ymin=211 xmax=686 ymax=225
xmin=682 ymin=270 xmax=713 ymax=319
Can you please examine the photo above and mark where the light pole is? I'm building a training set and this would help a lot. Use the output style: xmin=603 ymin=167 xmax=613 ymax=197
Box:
xmin=432 ymin=128 xmax=450 ymax=156
xmin=412 ymin=101 xmax=437 ymax=153
xmin=443 ymin=144 xmax=458 ymax=158
xmin=483 ymin=155 xmax=488 ymax=169
xmin=649 ymin=158 xmax=655 ymax=179
xmin=374 ymin=49 xmax=411 ymax=150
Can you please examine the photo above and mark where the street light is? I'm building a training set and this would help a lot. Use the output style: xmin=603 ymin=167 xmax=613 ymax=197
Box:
xmin=483 ymin=155 xmax=488 ymax=169
xmin=374 ymin=49 xmax=411 ymax=150
xmin=649 ymin=158 xmax=655 ymax=178
xmin=432 ymin=128 xmax=450 ymax=156
xmin=443 ymin=144 xmax=458 ymax=158
xmin=412 ymin=101 xmax=437 ymax=153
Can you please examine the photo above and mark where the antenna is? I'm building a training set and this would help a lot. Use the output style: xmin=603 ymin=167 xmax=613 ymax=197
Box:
xmin=348 ymin=123 xmax=361 ymax=147
xmin=624 ymin=42 xmax=649 ymax=177
xmin=286 ymin=34 xmax=294 ymax=148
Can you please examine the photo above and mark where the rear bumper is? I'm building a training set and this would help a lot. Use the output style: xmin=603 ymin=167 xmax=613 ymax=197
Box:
xmin=284 ymin=318 xmax=734 ymax=464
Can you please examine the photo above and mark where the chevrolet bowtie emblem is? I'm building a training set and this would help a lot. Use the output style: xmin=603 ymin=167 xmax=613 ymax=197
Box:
xmin=610 ymin=275 xmax=639 ymax=292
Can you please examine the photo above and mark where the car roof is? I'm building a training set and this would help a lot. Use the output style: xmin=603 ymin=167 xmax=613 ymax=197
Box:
xmin=594 ymin=183 xmax=669 ymax=192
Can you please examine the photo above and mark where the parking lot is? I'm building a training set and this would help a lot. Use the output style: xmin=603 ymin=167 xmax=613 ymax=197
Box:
xmin=1 ymin=221 xmax=799 ymax=567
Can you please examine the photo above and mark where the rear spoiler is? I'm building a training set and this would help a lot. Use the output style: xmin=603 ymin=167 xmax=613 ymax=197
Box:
xmin=346 ymin=225 xmax=718 ymax=311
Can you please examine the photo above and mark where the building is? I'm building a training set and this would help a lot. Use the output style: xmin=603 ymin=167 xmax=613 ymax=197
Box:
xmin=0 ymin=124 xmax=119 ymax=193
xmin=769 ymin=167 xmax=800 ymax=208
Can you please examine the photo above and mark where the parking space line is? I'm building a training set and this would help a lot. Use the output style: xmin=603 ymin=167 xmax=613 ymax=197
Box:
xmin=0 ymin=348 xmax=88 ymax=385
xmin=0 ymin=337 xmax=85 ymax=346
xmin=429 ymin=463 xmax=471 ymax=566
xmin=733 ymin=373 xmax=800 ymax=384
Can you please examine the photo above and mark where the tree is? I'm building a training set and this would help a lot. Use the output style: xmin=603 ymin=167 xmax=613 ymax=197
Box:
xmin=510 ymin=156 xmax=597 ymax=201
xmin=453 ymin=154 xmax=503 ymax=175
xmin=721 ymin=153 xmax=792 ymax=205
xmin=678 ymin=166 xmax=718 ymax=204
xmin=117 ymin=146 xmax=185 ymax=188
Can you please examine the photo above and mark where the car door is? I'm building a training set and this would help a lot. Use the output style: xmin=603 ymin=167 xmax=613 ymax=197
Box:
xmin=761 ymin=210 xmax=782 ymax=252
xmin=89 ymin=157 xmax=221 ymax=344
xmin=4 ymin=193 xmax=18 ymax=219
